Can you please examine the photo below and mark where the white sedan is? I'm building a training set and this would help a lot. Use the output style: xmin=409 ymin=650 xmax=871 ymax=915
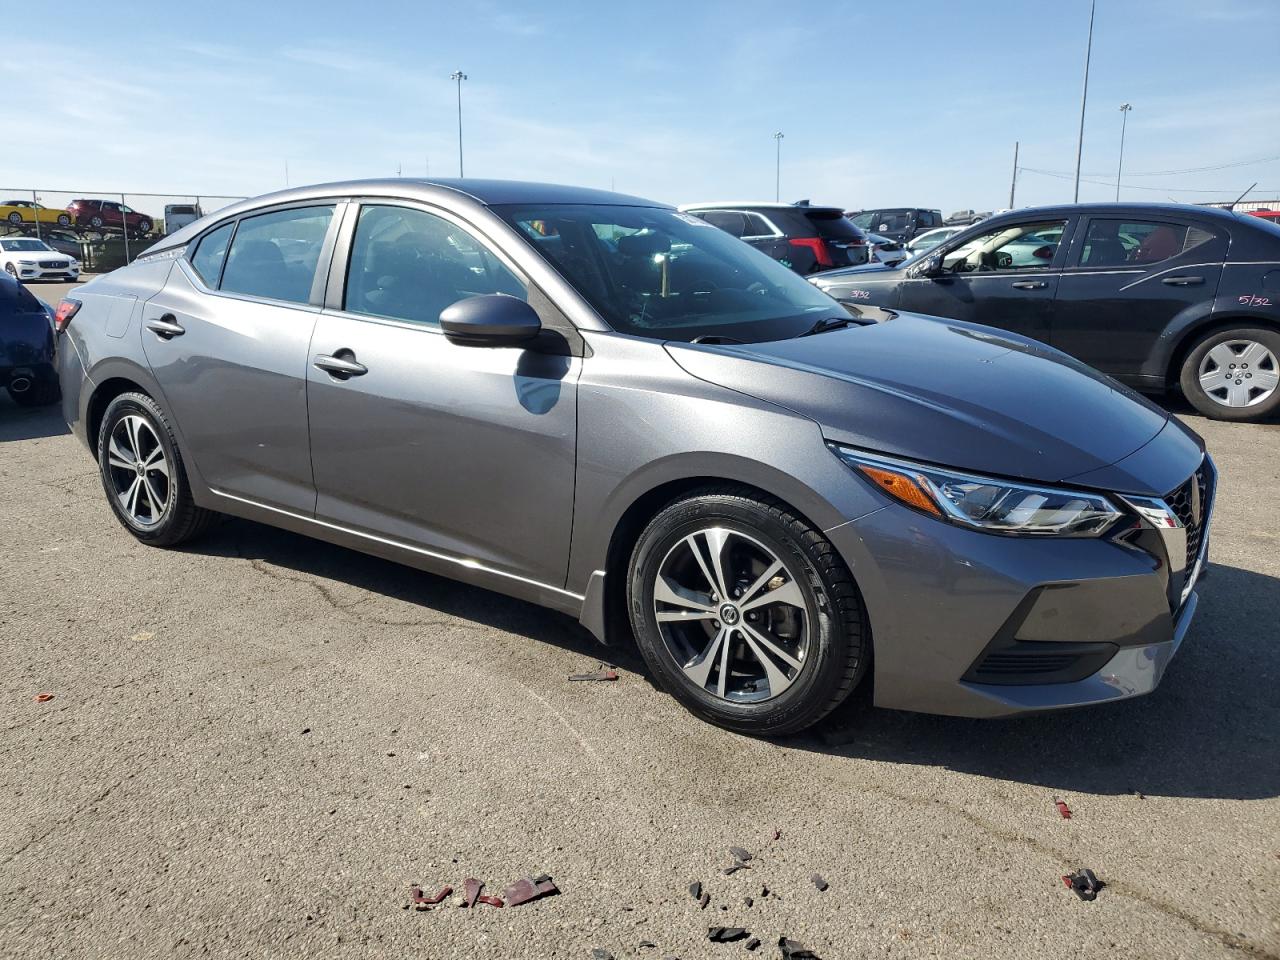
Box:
xmin=0 ymin=237 xmax=81 ymax=281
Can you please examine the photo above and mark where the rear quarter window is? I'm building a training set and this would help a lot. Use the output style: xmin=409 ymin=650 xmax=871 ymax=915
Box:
xmin=189 ymin=221 xmax=235 ymax=287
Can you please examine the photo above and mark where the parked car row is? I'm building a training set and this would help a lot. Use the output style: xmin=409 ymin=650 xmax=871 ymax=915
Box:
xmin=1 ymin=198 xmax=205 ymax=239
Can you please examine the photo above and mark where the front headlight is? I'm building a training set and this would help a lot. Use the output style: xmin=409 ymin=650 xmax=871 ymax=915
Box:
xmin=831 ymin=445 xmax=1123 ymax=537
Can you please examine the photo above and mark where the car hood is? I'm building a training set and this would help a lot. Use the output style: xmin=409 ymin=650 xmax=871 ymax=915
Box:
xmin=666 ymin=313 xmax=1182 ymax=493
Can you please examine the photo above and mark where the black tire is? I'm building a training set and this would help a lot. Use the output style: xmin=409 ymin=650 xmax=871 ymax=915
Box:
xmin=97 ymin=391 xmax=219 ymax=546
xmin=7 ymin=211 xmax=22 ymax=225
xmin=1180 ymin=326 xmax=1280 ymax=422
xmin=138 ymin=219 xmax=152 ymax=234
xmin=56 ymin=214 xmax=70 ymax=227
xmin=89 ymin=215 xmax=103 ymax=229
xmin=627 ymin=486 xmax=868 ymax=736
xmin=4 ymin=262 xmax=16 ymax=278
xmin=8 ymin=379 xmax=59 ymax=407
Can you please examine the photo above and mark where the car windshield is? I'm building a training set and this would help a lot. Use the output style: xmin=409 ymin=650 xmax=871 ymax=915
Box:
xmin=496 ymin=203 xmax=843 ymax=342
xmin=1 ymin=239 xmax=50 ymax=252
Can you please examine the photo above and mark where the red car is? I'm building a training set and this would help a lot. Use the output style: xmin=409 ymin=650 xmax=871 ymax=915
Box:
xmin=65 ymin=199 xmax=155 ymax=236
xmin=1248 ymin=209 xmax=1280 ymax=224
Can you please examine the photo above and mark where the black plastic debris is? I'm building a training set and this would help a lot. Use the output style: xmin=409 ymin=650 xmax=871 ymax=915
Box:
xmin=699 ymin=892 xmax=711 ymax=910
xmin=745 ymin=937 xmax=761 ymax=951
xmin=638 ymin=942 xmax=656 ymax=950
xmin=1062 ymin=868 xmax=1104 ymax=901
xmin=743 ymin=896 xmax=753 ymax=908
xmin=503 ymin=874 xmax=559 ymax=906
xmin=707 ymin=927 xmax=749 ymax=943
xmin=778 ymin=937 xmax=822 ymax=959
xmin=722 ymin=863 xmax=748 ymax=875
xmin=688 ymin=881 xmax=702 ymax=901
xmin=591 ymin=950 xmax=615 ymax=960
xmin=729 ymin=846 xmax=752 ymax=863
xmin=810 ymin=874 xmax=829 ymax=892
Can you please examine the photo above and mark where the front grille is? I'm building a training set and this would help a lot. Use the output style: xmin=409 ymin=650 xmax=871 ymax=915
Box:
xmin=38 ymin=260 xmax=65 ymax=269
xmin=1165 ymin=461 xmax=1211 ymax=572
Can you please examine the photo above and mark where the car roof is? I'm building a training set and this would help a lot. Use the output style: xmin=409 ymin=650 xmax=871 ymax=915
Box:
xmin=982 ymin=201 xmax=1247 ymax=225
xmin=679 ymin=201 xmax=843 ymax=213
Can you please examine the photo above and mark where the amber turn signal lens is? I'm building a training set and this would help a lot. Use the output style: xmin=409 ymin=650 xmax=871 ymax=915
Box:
xmin=856 ymin=464 xmax=941 ymax=516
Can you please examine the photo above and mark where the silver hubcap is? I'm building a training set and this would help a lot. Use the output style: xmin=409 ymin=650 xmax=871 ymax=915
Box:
xmin=1198 ymin=340 xmax=1279 ymax=408
xmin=106 ymin=415 xmax=170 ymax=526
xmin=653 ymin=527 xmax=810 ymax=703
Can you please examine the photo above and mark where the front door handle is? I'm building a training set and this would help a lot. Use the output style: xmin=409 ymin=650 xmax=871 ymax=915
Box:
xmin=1162 ymin=275 xmax=1204 ymax=286
xmin=145 ymin=314 xmax=185 ymax=339
xmin=313 ymin=351 xmax=368 ymax=379
xmin=1010 ymin=280 xmax=1049 ymax=290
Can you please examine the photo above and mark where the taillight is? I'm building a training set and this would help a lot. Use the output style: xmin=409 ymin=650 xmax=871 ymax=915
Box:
xmin=53 ymin=299 xmax=80 ymax=334
xmin=848 ymin=237 xmax=866 ymax=247
xmin=789 ymin=237 xmax=833 ymax=268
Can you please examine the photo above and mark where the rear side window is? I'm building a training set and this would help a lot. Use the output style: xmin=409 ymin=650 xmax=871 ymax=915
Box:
xmin=1079 ymin=219 xmax=1213 ymax=268
xmin=743 ymin=212 xmax=776 ymax=237
xmin=344 ymin=204 xmax=524 ymax=327
xmin=698 ymin=210 xmax=749 ymax=237
xmin=189 ymin=221 xmax=234 ymax=286
xmin=806 ymin=211 xmax=863 ymax=240
xmin=220 ymin=205 xmax=335 ymax=304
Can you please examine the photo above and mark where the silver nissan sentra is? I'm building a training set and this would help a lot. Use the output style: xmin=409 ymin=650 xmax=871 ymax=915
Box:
xmin=55 ymin=179 xmax=1214 ymax=735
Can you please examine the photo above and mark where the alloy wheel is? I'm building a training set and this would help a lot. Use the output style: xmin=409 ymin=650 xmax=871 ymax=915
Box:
xmin=653 ymin=527 xmax=810 ymax=703
xmin=106 ymin=415 xmax=171 ymax=526
xmin=1198 ymin=339 xmax=1279 ymax=408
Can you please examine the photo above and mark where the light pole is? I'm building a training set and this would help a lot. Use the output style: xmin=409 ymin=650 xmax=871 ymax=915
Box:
xmin=1073 ymin=0 xmax=1096 ymax=202
xmin=1115 ymin=103 xmax=1132 ymax=201
xmin=773 ymin=132 xmax=784 ymax=202
xmin=451 ymin=70 xmax=468 ymax=178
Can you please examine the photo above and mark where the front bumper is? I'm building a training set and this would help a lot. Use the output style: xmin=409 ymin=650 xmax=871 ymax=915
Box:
xmin=13 ymin=261 xmax=80 ymax=280
xmin=827 ymin=459 xmax=1213 ymax=718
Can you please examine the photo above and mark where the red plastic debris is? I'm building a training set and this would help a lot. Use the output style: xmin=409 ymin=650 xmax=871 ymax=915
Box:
xmin=771 ymin=828 xmax=782 ymax=841
xmin=502 ymin=874 xmax=559 ymax=906
xmin=476 ymin=895 xmax=505 ymax=908
xmin=569 ymin=665 xmax=618 ymax=682
xmin=463 ymin=878 xmax=483 ymax=908
xmin=410 ymin=885 xmax=452 ymax=908
xmin=34 ymin=693 xmax=54 ymax=703
xmin=1055 ymin=799 xmax=1072 ymax=820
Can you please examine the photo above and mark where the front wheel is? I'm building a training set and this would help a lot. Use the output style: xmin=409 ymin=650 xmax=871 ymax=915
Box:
xmin=97 ymin=392 xmax=219 ymax=546
xmin=56 ymin=213 xmax=71 ymax=227
xmin=627 ymin=487 xmax=868 ymax=736
xmin=7 ymin=212 xmax=22 ymax=225
xmin=1180 ymin=327 xmax=1280 ymax=421
xmin=138 ymin=219 xmax=152 ymax=233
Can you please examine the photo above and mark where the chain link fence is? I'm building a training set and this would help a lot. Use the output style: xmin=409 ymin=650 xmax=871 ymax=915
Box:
xmin=0 ymin=188 xmax=247 ymax=273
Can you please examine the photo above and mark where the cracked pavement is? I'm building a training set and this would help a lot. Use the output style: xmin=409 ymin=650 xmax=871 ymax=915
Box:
xmin=1 ymin=331 xmax=1278 ymax=958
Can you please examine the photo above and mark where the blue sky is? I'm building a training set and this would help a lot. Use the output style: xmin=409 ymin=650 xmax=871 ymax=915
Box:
xmin=6 ymin=0 xmax=1279 ymax=213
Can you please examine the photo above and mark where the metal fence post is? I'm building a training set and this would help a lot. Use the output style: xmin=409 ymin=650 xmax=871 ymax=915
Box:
xmin=121 ymin=193 xmax=130 ymax=263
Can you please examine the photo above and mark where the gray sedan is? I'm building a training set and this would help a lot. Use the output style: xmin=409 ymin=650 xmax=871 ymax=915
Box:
xmin=54 ymin=179 xmax=1213 ymax=734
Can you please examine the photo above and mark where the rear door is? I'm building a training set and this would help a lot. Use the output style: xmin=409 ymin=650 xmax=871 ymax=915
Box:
xmin=141 ymin=202 xmax=340 ymax=513
xmin=898 ymin=217 xmax=1071 ymax=342
xmin=1051 ymin=215 xmax=1225 ymax=379
xmin=305 ymin=200 xmax=579 ymax=587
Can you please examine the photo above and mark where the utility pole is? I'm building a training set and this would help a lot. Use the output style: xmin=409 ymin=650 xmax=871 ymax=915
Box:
xmin=773 ymin=132 xmax=784 ymax=202
xmin=1115 ymin=103 xmax=1132 ymax=201
xmin=284 ymin=159 xmax=289 ymax=187
xmin=1009 ymin=141 xmax=1019 ymax=208
xmin=1073 ymin=0 xmax=1096 ymax=202
xmin=451 ymin=70 xmax=468 ymax=177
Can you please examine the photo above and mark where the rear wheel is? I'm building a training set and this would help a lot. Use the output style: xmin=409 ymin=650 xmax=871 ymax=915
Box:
xmin=56 ymin=213 xmax=70 ymax=227
xmin=1180 ymin=327 xmax=1280 ymax=421
xmin=7 ymin=212 xmax=21 ymax=226
xmin=89 ymin=215 xmax=103 ymax=229
xmin=627 ymin=486 xmax=868 ymax=736
xmin=97 ymin=392 xmax=219 ymax=546
xmin=4 ymin=263 xmax=16 ymax=278
xmin=138 ymin=219 xmax=152 ymax=234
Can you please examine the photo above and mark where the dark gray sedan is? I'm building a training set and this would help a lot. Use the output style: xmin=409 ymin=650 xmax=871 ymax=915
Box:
xmin=53 ymin=179 xmax=1213 ymax=734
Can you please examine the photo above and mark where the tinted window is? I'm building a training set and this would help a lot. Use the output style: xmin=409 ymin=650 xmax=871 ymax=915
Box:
xmin=743 ymin=213 xmax=776 ymax=237
xmin=0 ymin=239 xmax=49 ymax=251
xmin=169 ymin=205 xmax=197 ymax=215
xmin=344 ymin=204 xmax=524 ymax=326
xmin=848 ymin=211 xmax=877 ymax=230
xmin=220 ymin=205 xmax=334 ymax=304
xmin=189 ymin=221 xmax=234 ymax=287
xmin=698 ymin=211 xmax=749 ymax=237
xmin=1079 ymin=219 xmax=1210 ymax=267
xmin=805 ymin=211 xmax=863 ymax=240
xmin=498 ymin=203 xmax=841 ymax=343
xmin=941 ymin=219 xmax=1068 ymax=273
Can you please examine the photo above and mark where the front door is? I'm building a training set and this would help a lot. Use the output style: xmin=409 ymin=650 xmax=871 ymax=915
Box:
xmin=899 ymin=217 xmax=1071 ymax=343
xmin=1051 ymin=215 xmax=1226 ymax=381
xmin=306 ymin=201 xmax=579 ymax=588
xmin=141 ymin=203 xmax=339 ymax=513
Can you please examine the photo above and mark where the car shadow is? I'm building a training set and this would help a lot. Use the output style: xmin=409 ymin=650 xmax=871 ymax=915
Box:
xmin=0 ymin=393 xmax=69 ymax=442
xmin=794 ymin=562 xmax=1280 ymax=801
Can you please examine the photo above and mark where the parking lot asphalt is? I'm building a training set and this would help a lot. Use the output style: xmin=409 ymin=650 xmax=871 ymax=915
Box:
xmin=1 ymin=282 xmax=1277 ymax=959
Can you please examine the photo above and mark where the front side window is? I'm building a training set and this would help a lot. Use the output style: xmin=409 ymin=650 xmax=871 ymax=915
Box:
xmin=940 ymin=219 xmax=1068 ymax=273
xmin=344 ymin=204 xmax=525 ymax=326
xmin=743 ymin=213 xmax=777 ymax=237
xmin=1079 ymin=219 xmax=1212 ymax=268
xmin=848 ymin=211 xmax=877 ymax=230
xmin=497 ymin=203 xmax=842 ymax=343
xmin=220 ymin=205 xmax=334 ymax=304
xmin=189 ymin=221 xmax=234 ymax=287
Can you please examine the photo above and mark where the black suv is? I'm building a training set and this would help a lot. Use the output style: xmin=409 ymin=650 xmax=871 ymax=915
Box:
xmin=812 ymin=202 xmax=1280 ymax=422
xmin=847 ymin=207 xmax=943 ymax=244
xmin=680 ymin=201 xmax=869 ymax=274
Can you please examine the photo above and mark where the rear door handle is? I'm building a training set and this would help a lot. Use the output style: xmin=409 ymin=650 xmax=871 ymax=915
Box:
xmin=1010 ymin=280 xmax=1049 ymax=290
xmin=313 ymin=352 xmax=368 ymax=379
xmin=1162 ymin=275 xmax=1204 ymax=286
xmin=145 ymin=314 xmax=185 ymax=339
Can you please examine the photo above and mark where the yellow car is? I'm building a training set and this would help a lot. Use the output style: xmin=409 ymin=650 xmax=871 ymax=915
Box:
xmin=0 ymin=199 xmax=72 ymax=228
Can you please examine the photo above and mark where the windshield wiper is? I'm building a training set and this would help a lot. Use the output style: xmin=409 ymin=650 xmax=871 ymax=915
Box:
xmin=800 ymin=315 xmax=860 ymax=337
xmin=690 ymin=334 xmax=746 ymax=345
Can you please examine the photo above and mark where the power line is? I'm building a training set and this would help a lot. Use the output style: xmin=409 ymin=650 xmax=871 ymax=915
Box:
xmin=1017 ymin=166 xmax=1279 ymax=195
xmin=1023 ymin=152 xmax=1280 ymax=180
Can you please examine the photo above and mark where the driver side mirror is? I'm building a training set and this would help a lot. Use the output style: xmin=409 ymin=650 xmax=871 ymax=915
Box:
xmin=440 ymin=294 xmax=541 ymax=347
xmin=918 ymin=254 xmax=944 ymax=278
